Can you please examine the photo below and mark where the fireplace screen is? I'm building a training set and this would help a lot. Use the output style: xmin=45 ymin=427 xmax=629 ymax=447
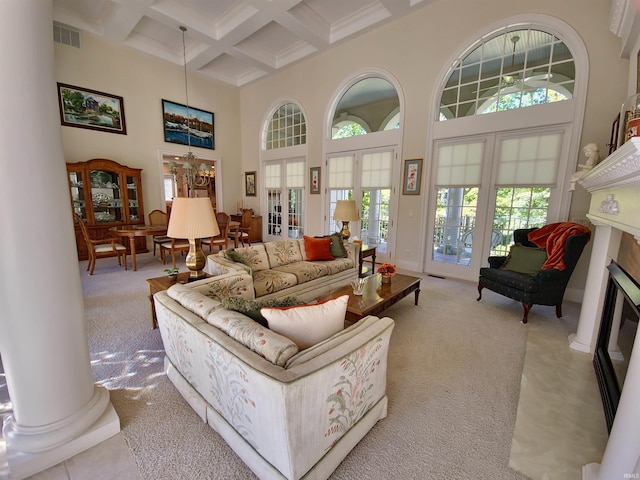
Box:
xmin=593 ymin=262 xmax=640 ymax=432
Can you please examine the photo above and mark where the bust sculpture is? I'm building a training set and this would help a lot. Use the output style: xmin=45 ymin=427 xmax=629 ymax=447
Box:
xmin=569 ymin=143 xmax=600 ymax=191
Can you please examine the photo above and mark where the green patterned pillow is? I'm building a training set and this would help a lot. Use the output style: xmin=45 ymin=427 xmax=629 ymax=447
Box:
xmin=221 ymin=296 xmax=305 ymax=328
xmin=315 ymin=233 xmax=347 ymax=258
xmin=224 ymin=248 xmax=253 ymax=275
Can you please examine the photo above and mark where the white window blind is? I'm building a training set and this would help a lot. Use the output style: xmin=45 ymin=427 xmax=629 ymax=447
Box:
xmin=327 ymin=155 xmax=354 ymax=188
xmin=361 ymin=151 xmax=392 ymax=187
xmin=264 ymin=163 xmax=281 ymax=188
xmin=496 ymin=133 xmax=562 ymax=185
xmin=286 ymin=160 xmax=305 ymax=188
xmin=435 ymin=142 xmax=484 ymax=186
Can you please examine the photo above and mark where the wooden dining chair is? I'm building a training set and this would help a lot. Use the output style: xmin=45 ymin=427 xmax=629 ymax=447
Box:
xmin=74 ymin=213 xmax=127 ymax=275
xmin=159 ymin=238 xmax=190 ymax=269
xmin=237 ymin=209 xmax=253 ymax=246
xmin=149 ymin=209 xmax=170 ymax=256
xmin=202 ymin=211 xmax=230 ymax=253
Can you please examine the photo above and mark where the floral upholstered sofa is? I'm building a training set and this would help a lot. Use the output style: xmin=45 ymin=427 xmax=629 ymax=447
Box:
xmin=154 ymin=274 xmax=395 ymax=480
xmin=204 ymin=236 xmax=359 ymax=302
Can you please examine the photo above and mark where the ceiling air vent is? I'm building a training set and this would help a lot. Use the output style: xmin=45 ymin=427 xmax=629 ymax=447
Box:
xmin=53 ymin=23 xmax=80 ymax=48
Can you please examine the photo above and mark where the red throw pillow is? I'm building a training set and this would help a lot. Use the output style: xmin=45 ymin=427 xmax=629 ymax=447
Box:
xmin=303 ymin=235 xmax=335 ymax=261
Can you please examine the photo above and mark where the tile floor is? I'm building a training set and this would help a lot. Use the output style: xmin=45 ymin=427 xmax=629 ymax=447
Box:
xmin=1 ymin=312 xmax=609 ymax=480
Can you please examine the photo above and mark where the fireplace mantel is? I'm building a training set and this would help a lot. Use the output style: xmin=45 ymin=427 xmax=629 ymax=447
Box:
xmin=580 ymin=137 xmax=640 ymax=240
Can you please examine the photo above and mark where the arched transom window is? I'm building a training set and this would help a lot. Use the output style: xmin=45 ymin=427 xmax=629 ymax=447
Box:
xmin=331 ymin=77 xmax=400 ymax=138
xmin=265 ymin=102 xmax=306 ymax=149
xmin=440 ymin=27 xmax=575 ymax=120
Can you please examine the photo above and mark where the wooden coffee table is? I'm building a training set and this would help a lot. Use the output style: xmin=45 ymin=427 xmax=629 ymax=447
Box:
xmin=317 ymin=273 xmax=421 ymax=323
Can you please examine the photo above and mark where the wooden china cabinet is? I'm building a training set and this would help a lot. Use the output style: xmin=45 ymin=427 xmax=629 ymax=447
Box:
xmin=66 ymin=158 xmax=146 ymax=260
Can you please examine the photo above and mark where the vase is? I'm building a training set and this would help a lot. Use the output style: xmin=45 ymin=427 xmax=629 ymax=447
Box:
xmin=381 ymin=275 xmax=391 ymax=284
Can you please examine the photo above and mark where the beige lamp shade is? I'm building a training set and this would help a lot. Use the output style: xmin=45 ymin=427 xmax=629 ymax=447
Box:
xmin=167 ymin=197 xmax=220 ymax=239
xmin=333 ymin=200 xmax=360 ymax=221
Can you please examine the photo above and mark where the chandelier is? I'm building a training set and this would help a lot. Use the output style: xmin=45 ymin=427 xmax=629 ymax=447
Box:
xmin=168 ymin=26 xmax=213 ymax=191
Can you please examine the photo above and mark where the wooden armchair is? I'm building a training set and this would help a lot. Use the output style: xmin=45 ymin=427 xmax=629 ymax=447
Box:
xmin=202 ymin=211 xmax=230 ymax=253
xmin=74 ymin=213 xmax=127 ymax=275
xmin=477 ymin=224 xmax=590 ymax=323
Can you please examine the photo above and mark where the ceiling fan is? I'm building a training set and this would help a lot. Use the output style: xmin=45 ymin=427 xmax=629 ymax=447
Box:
xmin=474 ymin=35 xmax=552 ymax=95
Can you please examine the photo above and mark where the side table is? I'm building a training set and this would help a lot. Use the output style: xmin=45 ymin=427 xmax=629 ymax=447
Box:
xmin=146 ymin=272 xmax=196 ymax=329
xmin=359 ymin=244 xmax=377 ymax=277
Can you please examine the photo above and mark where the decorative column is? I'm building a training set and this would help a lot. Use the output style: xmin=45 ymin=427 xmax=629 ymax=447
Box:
xmin=0 ymin=1 xmax=119 ymax=478
xmin=583 ymin=333 xmax=640 ymax=479
xmin=569 ymin=221 xmax=621 ymax=353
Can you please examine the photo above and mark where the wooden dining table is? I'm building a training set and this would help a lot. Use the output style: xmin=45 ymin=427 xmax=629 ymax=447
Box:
xmin=109 ymin=225 xmax=168 ymax=271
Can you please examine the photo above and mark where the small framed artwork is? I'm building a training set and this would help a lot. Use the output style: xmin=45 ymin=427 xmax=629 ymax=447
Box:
xmin=310 ymin=167 xmax=321 ymax=194
xmin=245 ymin=171 xmax=257 ymax=197
xmin=402 ymin=158 xmax=423 ymax=195
xmin=57 ymin=83 xmax=127 ymax=134
xmin=162 ymin=99 xmax=214 ymax=150
xmin=609 ymin=112 xmax=620 ymax=155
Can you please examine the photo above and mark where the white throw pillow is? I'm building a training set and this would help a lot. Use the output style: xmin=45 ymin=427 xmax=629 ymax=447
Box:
xmin=261 ymin=295 xmax=348 ymax=349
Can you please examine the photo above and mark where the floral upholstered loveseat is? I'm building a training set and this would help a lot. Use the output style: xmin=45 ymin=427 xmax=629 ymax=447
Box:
xmin=203 ymin=237 xmax=359 ymax=302
xmin=154 ymin=274 xmax=395 ymax=480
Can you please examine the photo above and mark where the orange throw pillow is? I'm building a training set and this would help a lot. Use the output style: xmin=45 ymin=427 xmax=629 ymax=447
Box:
xmin=303 ymin=235 xmax=335 ymax=261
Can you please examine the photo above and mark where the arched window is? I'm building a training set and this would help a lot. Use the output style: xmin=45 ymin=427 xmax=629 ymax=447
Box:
xmin=439 ymin=28 xmax=575 ymax=120
xmin=265 ymin=102 xmax=306 ymax=149
xmin=262 ymin=101 xmax=308 ymax=240
xmin=426 ymin=18 xmax=587 ymax=283
xmin=326 ymin=72 xmax=403 ymax=261
xmin=331 ymin=77 xmax=400 ymax=138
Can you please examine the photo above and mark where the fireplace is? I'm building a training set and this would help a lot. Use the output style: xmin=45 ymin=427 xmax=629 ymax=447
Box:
xmin=574 ymin=137 xmax=640 ymax=478
xmin=593 ymin=262 xmax=640 ymax=432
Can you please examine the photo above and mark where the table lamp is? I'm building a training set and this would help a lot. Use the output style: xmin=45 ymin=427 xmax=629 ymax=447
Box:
xmin=333 ymin=200 xmax=360 ymax=240
xmin=167 ymin=197 xmax=219 ymax=281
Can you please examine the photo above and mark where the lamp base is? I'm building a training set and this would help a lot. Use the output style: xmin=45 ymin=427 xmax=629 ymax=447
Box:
xmin=340 ymin=221 xmax=351 ymax=240
xmin=185 ymin=238 xmax=207 ymax=282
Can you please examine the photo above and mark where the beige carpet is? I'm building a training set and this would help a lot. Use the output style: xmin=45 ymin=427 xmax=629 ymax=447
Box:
xmin=80 ymin=252 xmax=541 ymax=480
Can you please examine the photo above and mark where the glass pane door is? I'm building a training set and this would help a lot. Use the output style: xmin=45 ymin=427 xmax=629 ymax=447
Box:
xmin=126 ymin=175 xmax=139 ymax=222
xmin=68 ymin=171 xmax=86 ymax=220
xmin=432 ymin=187 xmax=478 ymax=265
xmin=90 ymin=169 xmax=122 ymax=223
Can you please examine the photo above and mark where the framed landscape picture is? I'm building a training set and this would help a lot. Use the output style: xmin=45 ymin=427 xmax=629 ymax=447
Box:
xmin=402 ymin=158 xmax=423 ymax=195
xmin=162 ymin=99 xmax=214 ymax=150
xmin=57 ymin=83 xmax=127 ymax=134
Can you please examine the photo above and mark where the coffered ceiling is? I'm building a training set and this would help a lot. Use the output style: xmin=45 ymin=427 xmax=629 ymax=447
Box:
xmin=52 ymin=0 xmax=433 ymax=87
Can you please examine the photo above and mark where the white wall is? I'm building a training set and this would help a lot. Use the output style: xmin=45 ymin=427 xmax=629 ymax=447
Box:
xmin=238 ymin=0 xmax=628 ymax=289
xmin=54 ymin=33 xmax=242 ymax=216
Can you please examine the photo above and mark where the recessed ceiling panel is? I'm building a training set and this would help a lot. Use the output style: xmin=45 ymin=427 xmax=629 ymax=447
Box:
xmin=53 ymin=0 xmax=430 ymax=86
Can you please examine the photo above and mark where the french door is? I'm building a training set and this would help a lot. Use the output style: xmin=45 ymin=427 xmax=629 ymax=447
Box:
xmin=425 ymin=128 xmax=568 ymax=281
xmin=264 ymin=158 xmax=305 ymax=241
xmin=325 ymin=147 xmax=397 ymax=262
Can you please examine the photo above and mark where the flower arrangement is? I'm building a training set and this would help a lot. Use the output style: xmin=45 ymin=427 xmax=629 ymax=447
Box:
xmin=377 ymin=263 xmax=397 ymax=277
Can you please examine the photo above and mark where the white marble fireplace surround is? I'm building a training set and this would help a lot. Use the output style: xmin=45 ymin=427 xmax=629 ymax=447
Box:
xmin=570 ymin=137 xmax=640 ymax=479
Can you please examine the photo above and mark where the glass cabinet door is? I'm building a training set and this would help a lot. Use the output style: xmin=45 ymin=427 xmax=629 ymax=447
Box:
xmin=90 ymin=169 xmax=123 ymax=223
xmin=126 ymin=175 xmax=139 ymax=222
xmin=68 ymin=171 xmax=86 ymax=220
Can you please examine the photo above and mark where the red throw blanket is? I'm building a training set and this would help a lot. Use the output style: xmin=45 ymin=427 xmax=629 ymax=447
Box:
xmin=528 ymin=222 xmax=591 ymax=271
